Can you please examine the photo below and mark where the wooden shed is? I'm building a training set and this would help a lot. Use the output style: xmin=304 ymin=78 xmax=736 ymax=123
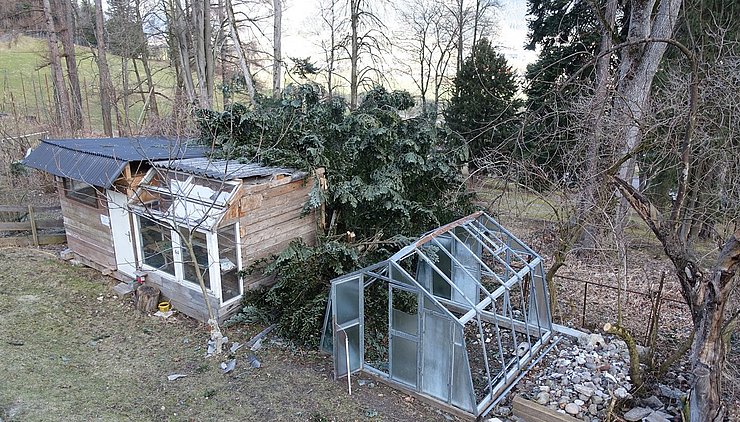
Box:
xmin=23 ymin=137 xmax=320 ymax=321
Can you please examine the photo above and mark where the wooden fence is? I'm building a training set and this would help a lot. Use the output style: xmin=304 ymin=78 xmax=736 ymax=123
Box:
xmin=0 ymin=205 xmax=66 ymax=247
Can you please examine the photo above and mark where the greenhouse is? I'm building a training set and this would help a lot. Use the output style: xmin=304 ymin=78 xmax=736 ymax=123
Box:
xmin=320 ymin=211 xmax=553 ymax=418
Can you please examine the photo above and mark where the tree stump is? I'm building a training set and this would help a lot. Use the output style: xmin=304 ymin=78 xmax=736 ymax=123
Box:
xmin=135 ymin=284 xmax=160 ymax=313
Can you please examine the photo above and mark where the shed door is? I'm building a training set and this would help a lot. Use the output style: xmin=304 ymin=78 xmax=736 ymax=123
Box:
xmin=107 ymin=191 xmax=137 ymax=277
xmin=332 ymin=275 xmax=363 ymax=378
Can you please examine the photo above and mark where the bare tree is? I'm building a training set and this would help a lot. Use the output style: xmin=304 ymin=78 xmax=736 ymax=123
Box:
xmin=42 ymin=0 xmax=72 ymax=132
xmin=396 ymin=0 xmax=457 ymax=115
xmin=56 ymin=0 xmax=84 ymax=131
xmin=272 ymin=0 xmax=282 ymax=98
xmin=347 ymin=0 xmax=387 ymax=109
xmin=315 ymin=0 xmax=346 ymax=98
xmin=613 ymin=0 xmax=682 ymax=234
xmin=192 ymin=0 xmax=215 ymax=108
xmin=225 ymin=0 xmax=257 ymax=105
xmin=93 ymin=0 xmax=114 ymax=136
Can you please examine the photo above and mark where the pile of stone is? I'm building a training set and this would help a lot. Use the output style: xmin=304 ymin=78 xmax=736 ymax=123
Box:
xmin=493 ymin=333 xmax=684 ymax=422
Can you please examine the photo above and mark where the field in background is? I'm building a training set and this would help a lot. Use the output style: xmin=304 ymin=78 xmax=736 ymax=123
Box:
xmin=0 ymin=35 xmax=178 ymax=135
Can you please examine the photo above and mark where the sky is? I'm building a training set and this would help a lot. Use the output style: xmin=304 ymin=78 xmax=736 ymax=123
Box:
xmin=280 ymin=0 xmax=536 ymax=81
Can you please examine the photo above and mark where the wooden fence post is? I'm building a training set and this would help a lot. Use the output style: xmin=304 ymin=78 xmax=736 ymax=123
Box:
xmin=28 ymin=204 xmax=38 ymax=246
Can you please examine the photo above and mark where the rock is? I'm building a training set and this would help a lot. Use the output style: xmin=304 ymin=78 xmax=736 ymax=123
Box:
xmin=572 ymin=375 xmax=582 ymax=384
xmin=642 ymin=395 xmax=665 ymax=410
xmin=603 ymin=372 xmax=619 ymax=384
xmin=574 ymin=384 xmax=595 ymax=398
xmin=565 ymin=403 xmax=580 ymax=415
xmin=677 ymin=374 xmax=687 ymax=384
xmin=614 ymin=387 xmax=631 ymax=400
xmin=574 ymin=399 xmax=585 ymax=406
xmin=539 ymin=386 xmax=551 ymax=393
xmin=588 ymin=404 xmax=598 ymax=416
xmin=575 ymin=356 xmax=587 ymax=365
xmin=486 ymin=418 xmax=503 ymax=422
xmin=578 ymin=333 xmax=606 ymax=349
xmin=644 ymin=411 xmax=672 ymax=422
xmin=497 ymin=406 xmax=511 ymax=416
xmin=624 ymin=407 xmax=653 ymax=421
xmin=592 ymin=395 xmax=604 ymax=405
xmin=657 ymin=383 xmax=684 ymax=400
xmin=536 ymin=392 xmax=550 ymax=405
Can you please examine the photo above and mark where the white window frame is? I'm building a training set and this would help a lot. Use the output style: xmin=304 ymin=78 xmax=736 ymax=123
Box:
xmin=133 ymin=214 xmax=243 ymax=305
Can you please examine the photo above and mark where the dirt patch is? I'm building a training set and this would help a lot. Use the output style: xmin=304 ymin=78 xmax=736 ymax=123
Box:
xmin=0 ymin=247 xmax=455 ymax=422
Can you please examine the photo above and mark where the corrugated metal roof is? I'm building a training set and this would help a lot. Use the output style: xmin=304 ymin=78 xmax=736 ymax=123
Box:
xmin=153 ymin=157 xmax=301 ymax=181
xmin=23 ymin=137 xmax=208 ymax=188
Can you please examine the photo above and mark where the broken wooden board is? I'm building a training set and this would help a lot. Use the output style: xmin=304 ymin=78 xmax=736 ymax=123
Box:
xmin=512 ymin=395 xmax=582 ymax=422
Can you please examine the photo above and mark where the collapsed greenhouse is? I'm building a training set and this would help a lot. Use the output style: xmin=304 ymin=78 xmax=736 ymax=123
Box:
xmin=320 ymin=211 xmax=554 ymax=419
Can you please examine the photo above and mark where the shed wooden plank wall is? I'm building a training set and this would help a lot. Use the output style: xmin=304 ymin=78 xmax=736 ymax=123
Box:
xmin=236 ymin=175 xmax=318 ymax=289
xmin=145 ymin=271 xmax=221 ymax=322
xmin=58 ymin=181 xmax=116 ymax=270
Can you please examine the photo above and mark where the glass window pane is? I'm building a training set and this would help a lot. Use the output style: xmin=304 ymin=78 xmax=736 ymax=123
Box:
xmin=335 ymin=277 xmax=361 ymax=325
xmin=390 ymin=336 xmax=418 ymax=387
xmin=138 ymin=216 xmax=175 ymax=276
xmin=218 ymin=224 xmax=241 ymax=302
xmin=64 ymin=178 xmax=98 ymax=208
xmin=182 ymin=231 xmax=211 ymax=289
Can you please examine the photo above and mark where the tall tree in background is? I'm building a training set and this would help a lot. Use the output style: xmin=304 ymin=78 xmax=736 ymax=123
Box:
xmin=397 ymin=0 xmax=457 ymax=116
xmin=347 ymin=0 xmax=387 ymax=109
xmin=272 ymin=0 xmax=282 ymax=98
xmin=56 ymin=0 xmax=84 ymax=130
xmin=93 ymin=0 xmax=114 ymax=136
xmin=42 ymin=0 xmax=72 ymax=132
xmin=444 ymin=38 xmax=521 ymax=168
xmin=192 ymin=0 xmax=214 ymax=108
xmin=316 ymin=0 xmax=345 ymax=98
xmin=225 ymin=0 xmax=256 ymax=105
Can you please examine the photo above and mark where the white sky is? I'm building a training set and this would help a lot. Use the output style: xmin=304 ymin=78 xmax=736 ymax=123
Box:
xmin=280 ymin=0 xmax=536 ymax=83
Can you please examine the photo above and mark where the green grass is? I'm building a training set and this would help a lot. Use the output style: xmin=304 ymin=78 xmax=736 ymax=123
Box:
xmin=0 ymin=36 xmax=177 ymax=134
xmin=0 ymin=247 xmax=452 ymax=421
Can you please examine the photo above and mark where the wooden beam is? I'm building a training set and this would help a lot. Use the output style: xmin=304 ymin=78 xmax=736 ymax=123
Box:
xmin=512 ymin=395 xmax=582 ymax=422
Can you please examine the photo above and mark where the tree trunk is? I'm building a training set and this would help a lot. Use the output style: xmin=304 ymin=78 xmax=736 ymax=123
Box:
xmin=57 ymin=0 xmax=84 ymax=131
xmin=192 ymin=0 xmax=210 ymax=108
xmin=134 ymin=0 xmax=159 ymax=118
xmin=689 ymin=230 xmax=740 ymax=421
xmin=613 ymin=177 xmax=740 ymax=421
xmin=272 ymin=0 xmax=282 ymax=98
xmin=226 ymin=0 xmax=256 ymax=105
xmin=172 ymin=0 xmax=196 ymax=105
xmin=349 ymin=0 xmax=359 ymax=109
xmin=135 ymin=284 xmax=161 ymax=313
xmin=576 ymin=0 xmax=618 ymax=251
xmin=42 ymin=0 xmax=72 ymax=132
xmin=93 ymin=0 xmax=113 ymax=136
xmin=614 ymin=0 xmax=682 ymax=234
xmin=456 ymin=0 xmax=463 ymax=73
xmin=121 ymin=57 xmax=131 ymax=135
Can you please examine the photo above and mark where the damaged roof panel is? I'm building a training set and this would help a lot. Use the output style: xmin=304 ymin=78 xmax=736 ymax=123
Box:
xmin=22 ymin=137 xmax=208 ymax=188
xmin=152 ymin=157 xmax=299 ymax=181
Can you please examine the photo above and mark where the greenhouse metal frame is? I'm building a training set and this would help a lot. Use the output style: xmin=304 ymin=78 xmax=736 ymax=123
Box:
xmin=320 ymin=211 xmax=554 ymax=418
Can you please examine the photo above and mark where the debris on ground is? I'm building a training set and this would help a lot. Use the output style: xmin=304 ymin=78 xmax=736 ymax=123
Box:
xmin=220 ymin=359 xmax=236 ymax=374
xmin=246 ymin=353 xmax=261 ymax=369
xmin=154 ymin=310 xmax=174 ymax=318
xmin=167 ymin=373 xmax=187 ymax=381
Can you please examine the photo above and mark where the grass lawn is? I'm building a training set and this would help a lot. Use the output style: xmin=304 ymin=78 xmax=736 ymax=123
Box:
xmin=0 ymin=247 xmax=451 ymax=422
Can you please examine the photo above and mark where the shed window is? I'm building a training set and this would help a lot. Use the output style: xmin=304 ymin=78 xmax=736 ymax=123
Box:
xmin=63 ymin=178 xmax=98 ymax=208
xmin=138 ymin=216 xmax=175 ymax=276
xmin=182 ymin=230 xmax=211 ymax=290
xmin=218 ymin=224 xmax=241 ymax=303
